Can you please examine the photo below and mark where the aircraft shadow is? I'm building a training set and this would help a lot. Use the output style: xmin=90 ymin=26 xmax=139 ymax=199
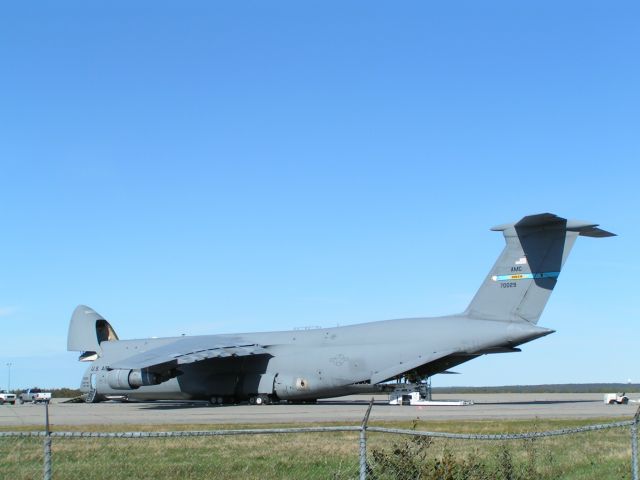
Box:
xmin=125 ymin=399 xmax=600 ymax=410
xmin=479 ymin=400 xmax=596 ymax=406
xmin=134 ymin=401 xmax=214 ymax=410
xmin=133 ymin=400 xmax=384 ymax=410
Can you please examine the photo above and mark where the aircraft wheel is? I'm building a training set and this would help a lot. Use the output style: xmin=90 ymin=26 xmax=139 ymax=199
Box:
xmin=250 ymin=395 xmax=268 ymax=405
xmin=0 ymin=400 xmax=4 ymax=405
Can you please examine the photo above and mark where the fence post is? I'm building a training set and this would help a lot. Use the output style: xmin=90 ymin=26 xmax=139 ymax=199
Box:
xmin=43 ymin=401 xmax=52 ymax=480
xmin=359 ymin=397 xmax=374 ymax=480
xmin=632 ymin=406 xmax=639 ymax=480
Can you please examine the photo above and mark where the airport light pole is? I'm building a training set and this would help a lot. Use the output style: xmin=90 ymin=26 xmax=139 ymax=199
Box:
xmin=6 ymin=362 xmax=11 ymax=392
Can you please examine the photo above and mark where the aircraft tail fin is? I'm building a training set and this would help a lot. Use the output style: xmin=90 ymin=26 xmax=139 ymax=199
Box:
xmin=464 ymin=213 xmax=614 ymax=324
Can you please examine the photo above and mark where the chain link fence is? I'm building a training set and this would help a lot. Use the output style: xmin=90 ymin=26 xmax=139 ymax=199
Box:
xmin=1 ymin=401 xmax=638 ymax=479
xmin=366 ymin=420 xmax=638 ymax=479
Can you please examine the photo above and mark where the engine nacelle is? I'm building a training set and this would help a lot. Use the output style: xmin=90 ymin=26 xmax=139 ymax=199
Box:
xmin=106 ymin=369 xmax=161 ymax=390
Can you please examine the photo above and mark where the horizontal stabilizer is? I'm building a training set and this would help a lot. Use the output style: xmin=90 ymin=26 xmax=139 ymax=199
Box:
xmin=492 ymin=213 xmax=616 ymax=237
xmin=572 ymin=226 xmax=616 ymax=237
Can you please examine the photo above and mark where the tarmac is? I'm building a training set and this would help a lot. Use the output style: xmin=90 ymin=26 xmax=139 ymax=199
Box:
xmin=1 ymin=393 xmax=639 ymax=428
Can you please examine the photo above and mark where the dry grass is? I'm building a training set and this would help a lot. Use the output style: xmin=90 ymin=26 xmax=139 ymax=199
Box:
xmin=0 ymin=418 xmax=635 ymax=479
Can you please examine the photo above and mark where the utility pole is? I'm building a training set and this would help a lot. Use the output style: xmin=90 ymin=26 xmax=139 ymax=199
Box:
xmin=6 ymin=362 xmax=11 ymax=392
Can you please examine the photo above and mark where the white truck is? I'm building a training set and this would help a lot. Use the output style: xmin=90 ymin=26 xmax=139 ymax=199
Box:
xmin=0 ymin=390 xmax=17 ymax=405
xmin=18 ymin=388 xmax=52 ymax=404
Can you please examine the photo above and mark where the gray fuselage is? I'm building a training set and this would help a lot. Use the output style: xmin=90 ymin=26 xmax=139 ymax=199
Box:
xmin=83 ymin=314 xmax=550 ymax=401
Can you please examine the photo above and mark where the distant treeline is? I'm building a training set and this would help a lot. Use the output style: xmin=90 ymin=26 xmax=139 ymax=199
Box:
xmin=432 ymin=383 xmax=640 ymax=394
xmin=8 ymin=384 xmax=638 ymax=398
xmin=50 ymin=388 xmax=83 ymax=398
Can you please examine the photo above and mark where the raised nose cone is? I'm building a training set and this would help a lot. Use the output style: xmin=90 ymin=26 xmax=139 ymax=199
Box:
xmin=67 ymin=305 xmax=107 ymax=352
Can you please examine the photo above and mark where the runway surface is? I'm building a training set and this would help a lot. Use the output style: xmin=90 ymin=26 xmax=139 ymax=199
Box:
xmin=1 ymin=393 xmax=638 ymax=428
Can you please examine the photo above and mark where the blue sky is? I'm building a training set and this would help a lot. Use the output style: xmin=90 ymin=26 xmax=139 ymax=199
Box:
xmin=1 ymin=1 xmax=638 ymax=390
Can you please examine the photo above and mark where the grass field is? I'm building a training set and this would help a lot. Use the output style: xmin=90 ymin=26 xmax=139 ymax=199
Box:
xmin=0 ymin=418 xmax=635 ymax=479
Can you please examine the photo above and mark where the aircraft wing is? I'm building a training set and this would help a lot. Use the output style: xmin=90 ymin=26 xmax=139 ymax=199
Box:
xmin=110 ymin=335 xmax=270 ymax=371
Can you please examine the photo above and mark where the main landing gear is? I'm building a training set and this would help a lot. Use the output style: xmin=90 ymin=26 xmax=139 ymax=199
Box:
xmin=208 ymin=395 xmax=274 ymax=406
xmin=249 ymin=394 xmax=272 ymax=405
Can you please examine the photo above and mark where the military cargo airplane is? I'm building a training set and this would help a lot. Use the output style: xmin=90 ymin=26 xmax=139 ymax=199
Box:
xmin=68 ymin=213 xmax=614 ymax=404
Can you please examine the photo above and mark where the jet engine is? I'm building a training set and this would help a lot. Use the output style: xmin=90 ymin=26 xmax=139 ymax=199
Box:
xmin=106 ymin=369 xmax=164 ymax=390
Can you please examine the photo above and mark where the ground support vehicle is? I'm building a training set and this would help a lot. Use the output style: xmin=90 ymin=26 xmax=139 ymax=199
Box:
xmin=18 ymin=388 xmax=52 ymax=404
xmin=604 ymin=393 xmax=629 ymax=404
xmin=0 ymin=390 xmax=16 ymax=405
